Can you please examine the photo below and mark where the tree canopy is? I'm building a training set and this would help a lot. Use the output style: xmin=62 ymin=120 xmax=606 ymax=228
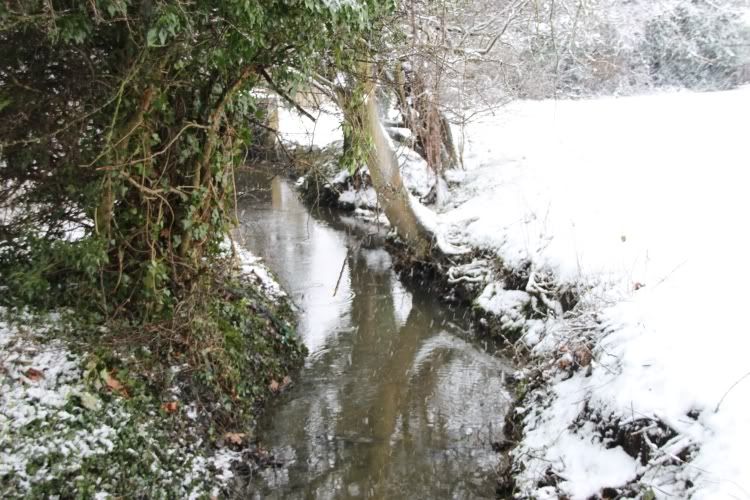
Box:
xmin=0 ymin=0 xmax=391 ymax=319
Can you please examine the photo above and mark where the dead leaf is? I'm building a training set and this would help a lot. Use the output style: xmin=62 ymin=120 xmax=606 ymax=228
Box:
xmin=557 ymin=352 xmax=573 ymax=370
xmin=101 ymin=369 xmax=129 ymax=397
xmin=224 ymin=432 xmax=246 ymax=445
xmin=162 ymin=401 xmax=178 ymax=413
xmin=574 ymin=346 xmax=593 ymax=367
xmin=268 ymin=376 xmax=292 ymax=393
xmin=25 ymin=368 xmax=44 ymax=381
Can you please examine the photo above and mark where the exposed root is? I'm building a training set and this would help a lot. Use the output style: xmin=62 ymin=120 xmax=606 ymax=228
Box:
xmin=447 ymin=258 xmax=492 ymax=284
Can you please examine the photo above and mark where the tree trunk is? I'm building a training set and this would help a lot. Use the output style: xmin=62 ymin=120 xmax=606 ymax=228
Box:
xmin=362 ymin=88 xmax=434 ymax=260
xmin=439 ymin=112 xmax=458 ymax=169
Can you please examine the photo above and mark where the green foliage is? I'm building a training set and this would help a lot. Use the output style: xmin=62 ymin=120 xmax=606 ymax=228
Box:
xmin=642 ymin=488 xmax=657 ymax=500
xmin=0 ymin=265 xmax=305 ymax=496
xmin=339 ymin=81 xmax=374 ymax=174
xmin=0 ymin=1 xmax=385 ymax=456
xmin=1 ymin=236 xmax=108 ymax=311
xmin=0 ymin=0 xmax=390 ymax=321
xmin=193 ymin=277 xmax=306 ymax=423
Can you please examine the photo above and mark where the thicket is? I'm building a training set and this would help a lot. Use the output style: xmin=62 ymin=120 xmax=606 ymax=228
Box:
xmin=0 ymin=0 xmax=389 ymax=423
xmin=504 ymin=0 xmax=750 ymax=97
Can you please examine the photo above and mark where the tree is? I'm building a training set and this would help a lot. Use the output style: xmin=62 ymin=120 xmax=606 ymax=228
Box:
xmin=0 ymin=0 xmax=391 ymax=319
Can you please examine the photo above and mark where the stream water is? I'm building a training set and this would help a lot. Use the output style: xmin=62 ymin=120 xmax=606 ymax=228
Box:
xmin=235 ymin=169 xmax=513 ymax=499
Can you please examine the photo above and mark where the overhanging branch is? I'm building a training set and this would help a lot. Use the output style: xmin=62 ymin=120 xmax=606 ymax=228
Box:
xmin=259 ymin=68 xmax=316 ymax=122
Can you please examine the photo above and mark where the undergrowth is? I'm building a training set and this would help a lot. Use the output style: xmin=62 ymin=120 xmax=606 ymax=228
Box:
xmin=0 ymin=248 xmax=306 ymax=497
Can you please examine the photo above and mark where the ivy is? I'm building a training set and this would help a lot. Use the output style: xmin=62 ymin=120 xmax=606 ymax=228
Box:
xmin=1 ymin=0 xmax=390 ymax=315
xmin=0 ymin=0 xmax=390 ymax=422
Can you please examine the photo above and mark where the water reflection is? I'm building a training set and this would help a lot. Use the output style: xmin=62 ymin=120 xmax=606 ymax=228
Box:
xmin=236 ymin=169 xmax=512 ymax=499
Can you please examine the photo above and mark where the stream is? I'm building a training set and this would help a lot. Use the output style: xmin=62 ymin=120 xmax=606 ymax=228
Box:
xmin=235 ymin=168 xmax=513 ymax=499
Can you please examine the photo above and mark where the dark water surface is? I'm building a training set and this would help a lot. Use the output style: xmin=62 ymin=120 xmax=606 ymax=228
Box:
xmin=235 ymin=169 xmax=513 ymax=499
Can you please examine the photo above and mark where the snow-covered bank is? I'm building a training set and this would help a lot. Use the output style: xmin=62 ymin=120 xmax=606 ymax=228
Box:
xmin=0 ymin=246 xmax=297 ymax=497
xmin=276 ymin=87 xmax=750 ymax=497
xmin=432 ymin=87 xmax=750 ymax=498
xmin=0 ymin=310 xmax=242 ymax=497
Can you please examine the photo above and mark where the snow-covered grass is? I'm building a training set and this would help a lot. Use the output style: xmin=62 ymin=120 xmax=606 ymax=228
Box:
xmin=0 ymin=244 xmax=291 ymax=497
xmin=428 ymin=86 xmax=750 ymax=498
xmin=0 ymin=309 xmax=244 ymax=497
xmin=0 ymin=241 xmax=304 ymax=496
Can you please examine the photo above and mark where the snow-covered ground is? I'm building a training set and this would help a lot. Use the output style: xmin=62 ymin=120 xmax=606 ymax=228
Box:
xmin=278 ymin=87 xmax=750 ymax=497
xmin=278 ymin=104 xmax=343 ymax=149
xmin=0 ymin=245 xmax=289 ymax=496
xmin=0 ymin=309 xmax=244 ymax=498
xmin=432 ymin=86 xmax=750 ymax=499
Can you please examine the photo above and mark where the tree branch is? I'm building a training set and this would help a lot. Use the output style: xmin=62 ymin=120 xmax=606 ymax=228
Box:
xmin=259 ymin=67 xmax=316 ymax=122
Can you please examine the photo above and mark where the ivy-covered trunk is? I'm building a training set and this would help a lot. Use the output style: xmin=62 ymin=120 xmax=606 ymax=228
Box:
xmin=0 ymin=0 xmax=394 ymax=434
xmin=0 ymin=0 xmax=394 ymax=320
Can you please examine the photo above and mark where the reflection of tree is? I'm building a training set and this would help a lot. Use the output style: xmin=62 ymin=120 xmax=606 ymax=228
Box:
xmin=236 ymin=175 xmax=501 ymax=498
xmin=337 ymin=255 xmax=451 ymax=498
xmin=236 ymin=173 xmax=310 ymax=271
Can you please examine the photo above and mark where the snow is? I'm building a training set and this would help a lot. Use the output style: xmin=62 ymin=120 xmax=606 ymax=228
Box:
xmin=338 ymin=185 xmax=378 ymax=209
xmin=476 ymin=284 xmax=530 ymax=333
xmin=395 ymin=145 xmax=435 ymax=199
xmin=278 ymin=104 xmax=343 ymax=149
xmin=274 ymin=84 xmax=750 ymax=496
xmin=552 ymin=433 xmax=638 ymax=499
xmin=230 ymin=240 xmax=287 ymax=299
xmin=0 ymin=310 xmax=243 ymax=496
xmin=422 ymin=86 xmax=750 ymax=498
xmin=0 ymin=314 xmax=121 ymax=492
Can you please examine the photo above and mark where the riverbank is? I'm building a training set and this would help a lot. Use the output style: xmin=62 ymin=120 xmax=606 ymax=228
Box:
xmin=0 ymin=246 xmax=304 ymax=498
xmin=428 ymin=86 xmax=750 ymax=499
xmin=282 ymin=85 xmax=750 ymax=498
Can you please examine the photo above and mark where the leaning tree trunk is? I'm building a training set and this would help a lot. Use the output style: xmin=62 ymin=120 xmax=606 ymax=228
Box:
xmin=362 ymin=87 xmax=435 ymax=260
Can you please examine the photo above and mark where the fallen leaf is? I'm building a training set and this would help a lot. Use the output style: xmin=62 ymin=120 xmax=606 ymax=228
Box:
xmin=162 ymin=401 xmax=178 ymax=413
xmin=557 ymin=352 xmax=573 ymax=370
xmin=224 ymin=432 xmax=246 ymax=445
xmin=101 ymin=368 xmax=129 ymax=397
xmin=574 ymin=346 xmax=593 ymax=367
xmin=25 ymin=367 xmax=44 ymax=381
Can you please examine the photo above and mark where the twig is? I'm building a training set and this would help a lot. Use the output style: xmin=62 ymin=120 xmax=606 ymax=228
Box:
xmin=332 ymin=247 xmax=351 ymax=297
xmin=259 ymin=68 xmax=316 ymax=122
xmin=715 ymin=370 xmax=750 ymax=413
